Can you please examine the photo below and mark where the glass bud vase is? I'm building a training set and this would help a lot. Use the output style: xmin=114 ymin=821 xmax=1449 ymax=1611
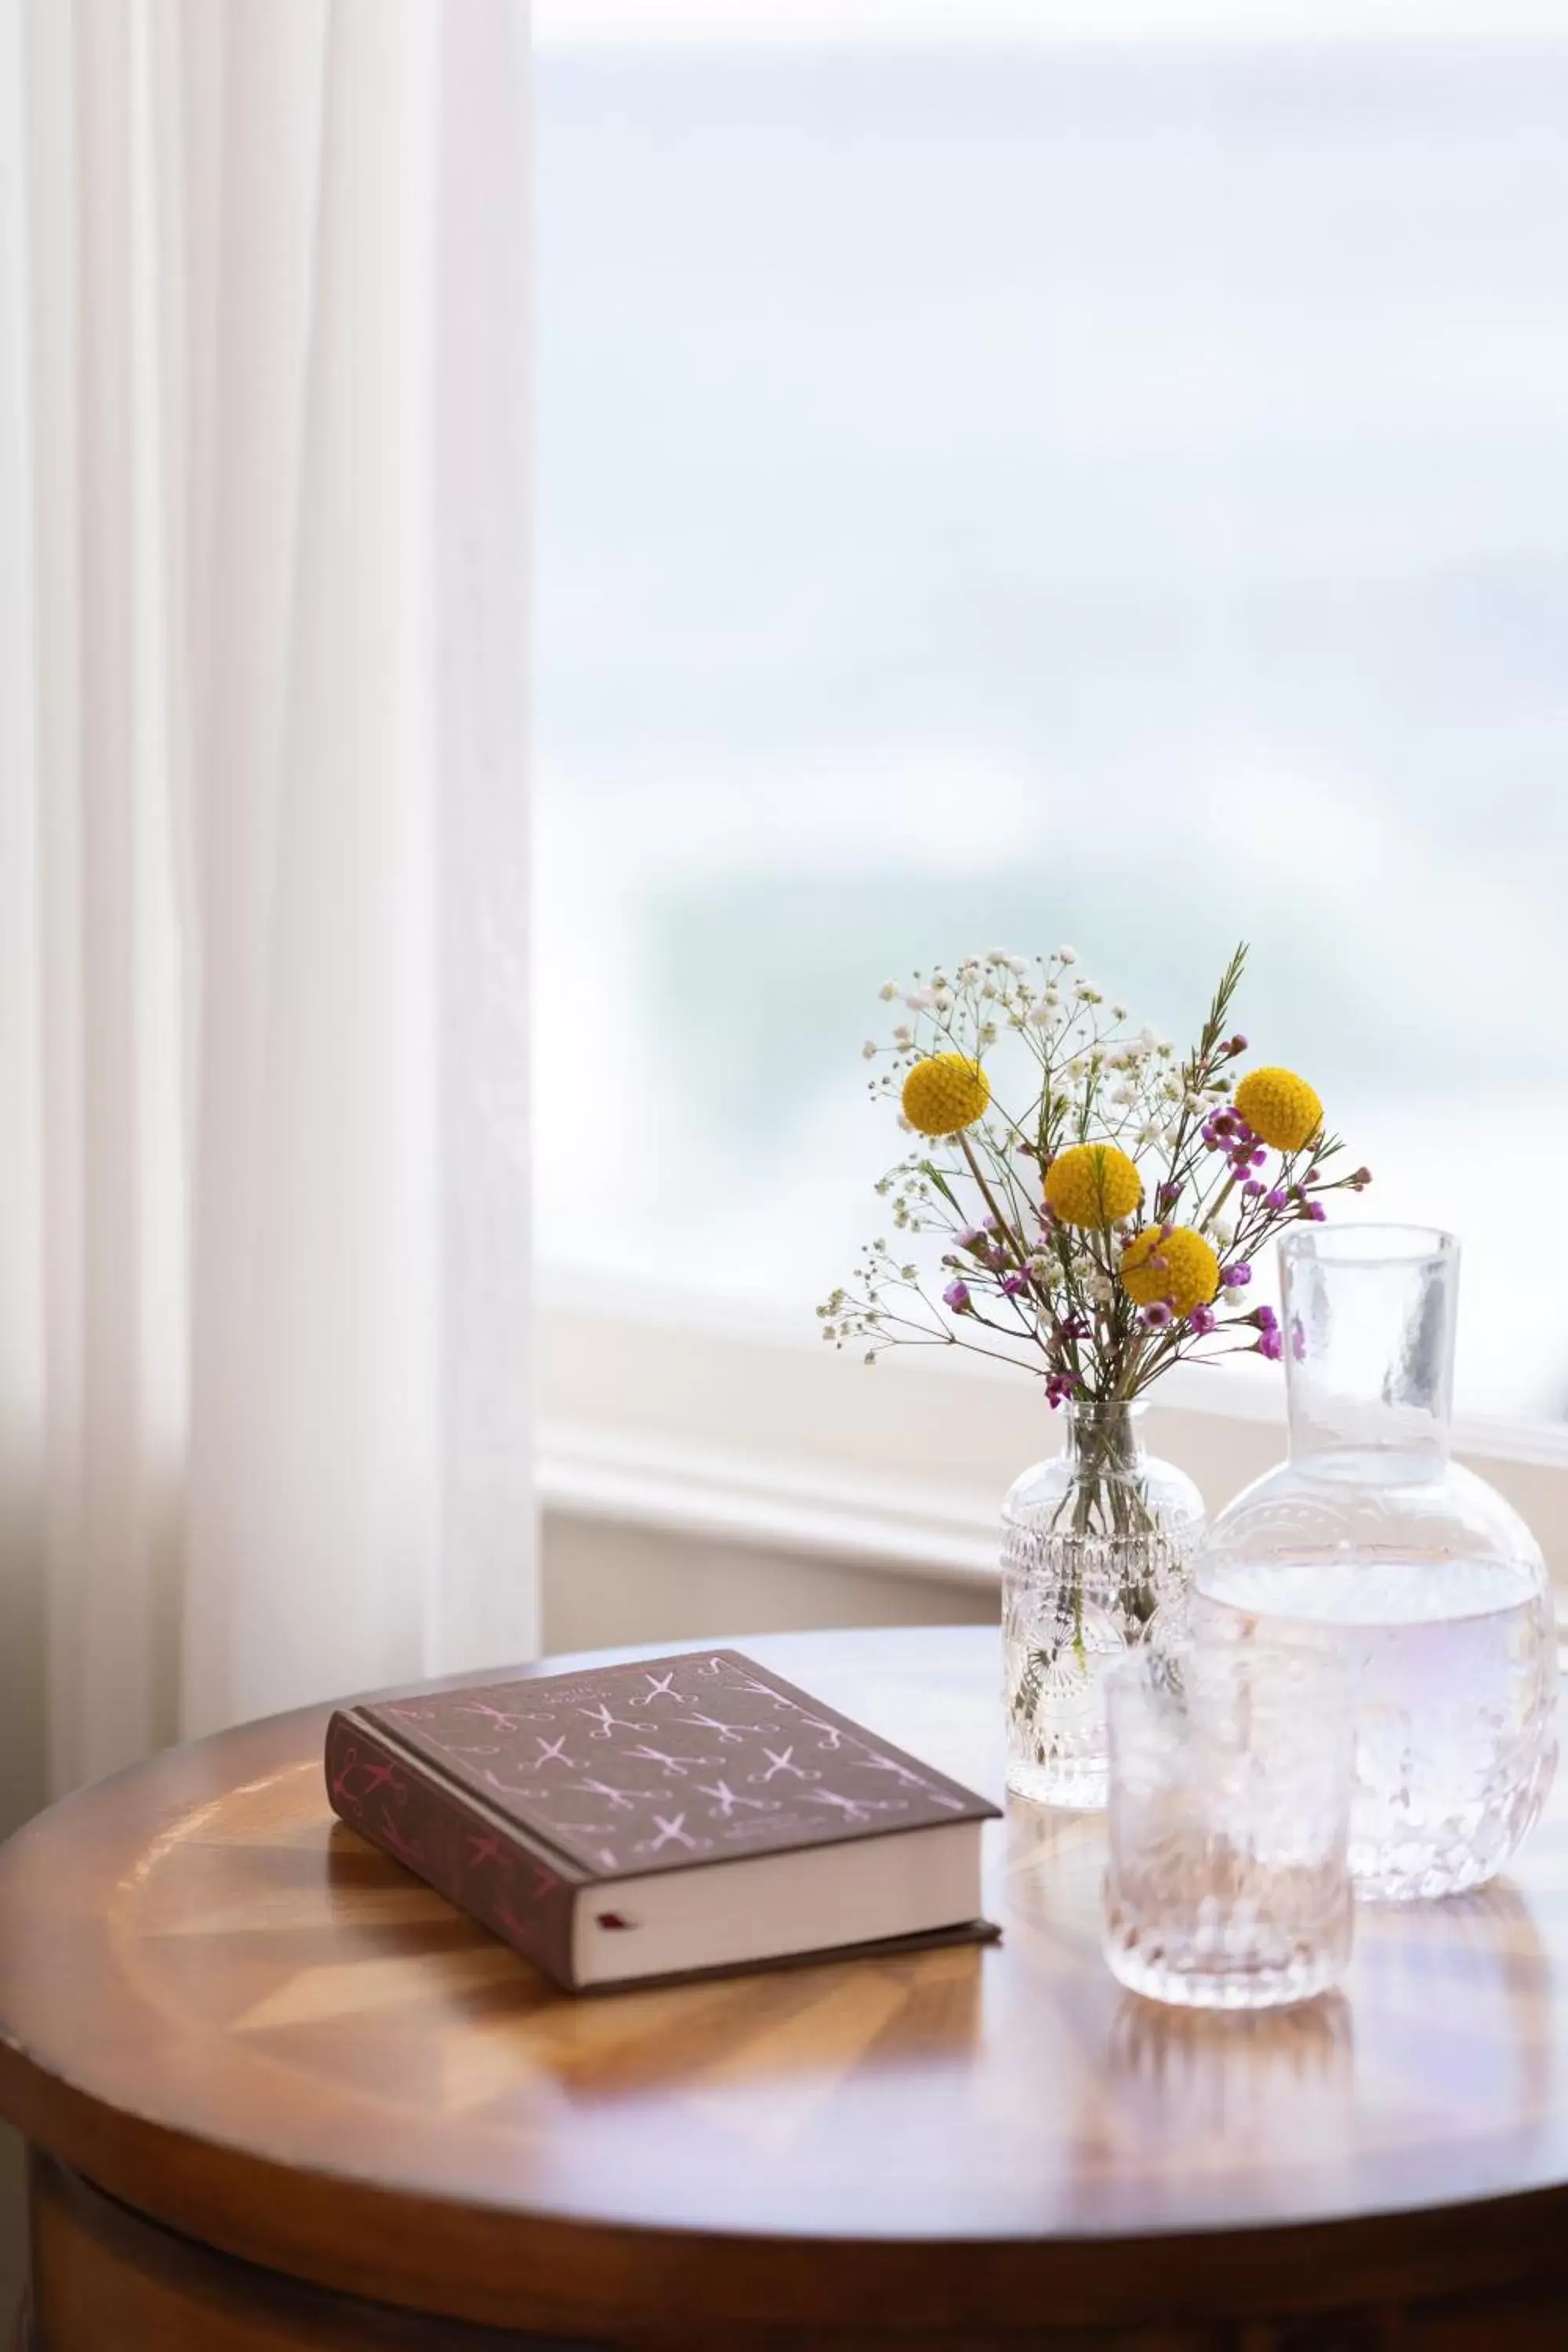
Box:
xmin=1002 ymin=1402 xmax=1205 ymax=1809
xmin=1194 ymin=1225 xmax=1558 ymax=1901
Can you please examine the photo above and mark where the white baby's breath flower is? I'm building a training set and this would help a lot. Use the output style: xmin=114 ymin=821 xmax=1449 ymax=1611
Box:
xmin=1026 ymin=999 xmax=1055 ymax=1029
xmin=932 ymin=989 xmax=954 ymax=1012
xmin=861 ymin=1040 xmax=877 ymax=1060
xmin=1004 ymin=953 xmax=1030 ymax=975
xmin=1112 ymin=1003 xmax=1129 ymax=1020
xmin=892 ymin=1023 xmax=912 ymax=1046
xmin=905 ymin=988 xmax=936 ymax=1012
xmin=1057 ymin=944 xmax=1079 ymax=964
xmin=879 ymin=981 xmax=900 ymax=1000
xmin=1223 ymin=1284 xmax=1248 ymax=1307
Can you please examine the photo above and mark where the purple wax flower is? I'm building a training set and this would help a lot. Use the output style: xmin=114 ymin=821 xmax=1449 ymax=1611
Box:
xmin=1252 ymin=1302 xmax=1279 ymax=1333
xmin=942 ymin=1279 xmax=971 ymax=1312
xmin=1306 ymin=1201 xmax=1327 ymax=1222
xmin=1157 ymin=1181 xmax=1181 ymax=1211
xmin=1250 ymin=1146 xmax=1267 ymax=1167
xmin=1000 ymin=1271 xmax=1029 ymax=1296
xmin=1189 ymin=1302 xmax=1217 ymax=1336
xmin=1228 ymin=1033 xmax=1249 ymax=1054
xmin=1243 ymin=1179 xmax=1265 ymax=1199
xmin=1265 ymin=1188 xmax=1288 ymax=1211
xmin=1256 ymin=1325 xmax=1283 ymax=1362
xmin=1141 ymin=1302 xmax=1173 ymax=1329
xmin=1045 ymin=1370 xmax=1081 ymax=1410
xmin=1219 ymin=1261 xmax=1252 ymax=1288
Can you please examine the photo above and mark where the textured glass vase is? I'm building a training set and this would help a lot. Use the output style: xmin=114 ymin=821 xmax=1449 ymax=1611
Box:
xmin=1194 ymin=1225 xmax=1558 ymax=1901
xmin=1002 ymin=1402 xmax=1205 ymax=1809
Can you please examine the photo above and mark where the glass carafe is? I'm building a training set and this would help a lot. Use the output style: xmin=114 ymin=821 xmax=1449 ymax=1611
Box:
xmin=1193 ymin=1225 xmax=1557 ymax=1901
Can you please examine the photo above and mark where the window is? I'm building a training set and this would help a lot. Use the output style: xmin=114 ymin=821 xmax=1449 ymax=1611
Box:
xmin=534 ymin=4 xmax=1568 ymax=1428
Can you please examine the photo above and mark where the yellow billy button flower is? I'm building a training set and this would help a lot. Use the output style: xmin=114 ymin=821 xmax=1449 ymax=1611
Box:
xmin=1044 ymin=1141 xmax=1143 ymax=1229
xmin=900 ymin=1052 xmax=990 ymax=1138
xmin=1234 ymin=1065 xmax=1323 ymax=1155
xmin=1120 ymin=1225 xmax=1221 ymax=1319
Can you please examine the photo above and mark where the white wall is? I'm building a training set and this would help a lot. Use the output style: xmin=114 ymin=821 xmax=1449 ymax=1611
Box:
xmin=543 ymin=1510 xmax=994 ymax=1654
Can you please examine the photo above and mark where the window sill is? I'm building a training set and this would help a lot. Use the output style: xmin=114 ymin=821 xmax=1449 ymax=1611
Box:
xmin=537 ymin=1278 xmax=1568 ymax=1592
xmin=538 ymin=1417 xmax=999 ymax=1587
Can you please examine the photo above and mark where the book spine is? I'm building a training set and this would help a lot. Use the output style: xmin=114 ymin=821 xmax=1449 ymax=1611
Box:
xmin=324 ymin=1711 xmax=579 ymax=1991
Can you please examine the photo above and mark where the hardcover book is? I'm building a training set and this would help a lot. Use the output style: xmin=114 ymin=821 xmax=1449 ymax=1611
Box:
xmin=325 ymin=1647 xmax=1000 ymax=1991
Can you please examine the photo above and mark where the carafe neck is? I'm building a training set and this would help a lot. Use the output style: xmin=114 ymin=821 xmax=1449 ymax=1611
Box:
xmin=1282 ymin=1225 xmax=1457 ymax=1480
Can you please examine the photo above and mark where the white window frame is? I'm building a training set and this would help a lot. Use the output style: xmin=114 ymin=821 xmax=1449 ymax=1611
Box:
xmin=538 ymin=1278 xmax=1568 ymax=1601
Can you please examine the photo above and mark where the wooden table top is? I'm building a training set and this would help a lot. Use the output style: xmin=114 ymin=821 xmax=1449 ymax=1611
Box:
xmin=2 ymin=1623 xmax=1567 ymax=2341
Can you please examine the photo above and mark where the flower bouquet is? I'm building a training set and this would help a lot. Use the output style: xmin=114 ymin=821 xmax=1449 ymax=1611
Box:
xmin=819 ymin=942 xmax=1370 ymax=1806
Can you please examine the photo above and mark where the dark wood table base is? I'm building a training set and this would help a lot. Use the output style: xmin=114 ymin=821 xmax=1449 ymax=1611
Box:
xmin=15 ymin=2151 xmax=1568 ymax=2352
xmin=24 ymin=2157 xmax=604 ymax=2352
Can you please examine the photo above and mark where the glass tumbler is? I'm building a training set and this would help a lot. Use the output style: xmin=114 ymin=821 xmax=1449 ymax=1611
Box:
xmin=1103 ymin=1642 xmax=1356 ymax=2010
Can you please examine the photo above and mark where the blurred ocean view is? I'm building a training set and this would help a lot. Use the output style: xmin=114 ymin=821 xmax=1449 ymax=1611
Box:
xmin=532 ymin=42 xmax=1568 ymax=1418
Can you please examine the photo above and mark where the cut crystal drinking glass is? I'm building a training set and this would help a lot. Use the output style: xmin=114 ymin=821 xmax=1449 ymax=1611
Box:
xmin=1193 ymin=1225 xmax=1558 ymax=1902
xmin=1103 ymin=1639 xmax=1356 ymax=2009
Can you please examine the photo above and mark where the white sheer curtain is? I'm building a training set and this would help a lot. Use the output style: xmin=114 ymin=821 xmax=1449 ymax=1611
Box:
xmin=0 ymin=0 xmax=535 ymax=1797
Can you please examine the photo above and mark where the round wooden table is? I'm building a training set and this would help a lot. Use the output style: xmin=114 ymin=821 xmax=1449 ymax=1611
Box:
xmin=2 ymin=1625 xmax=1567 ymax=2350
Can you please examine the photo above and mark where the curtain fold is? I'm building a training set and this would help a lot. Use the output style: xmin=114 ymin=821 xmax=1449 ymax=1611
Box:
xmin=1 ymin=0 xmax=535 ymax=1795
